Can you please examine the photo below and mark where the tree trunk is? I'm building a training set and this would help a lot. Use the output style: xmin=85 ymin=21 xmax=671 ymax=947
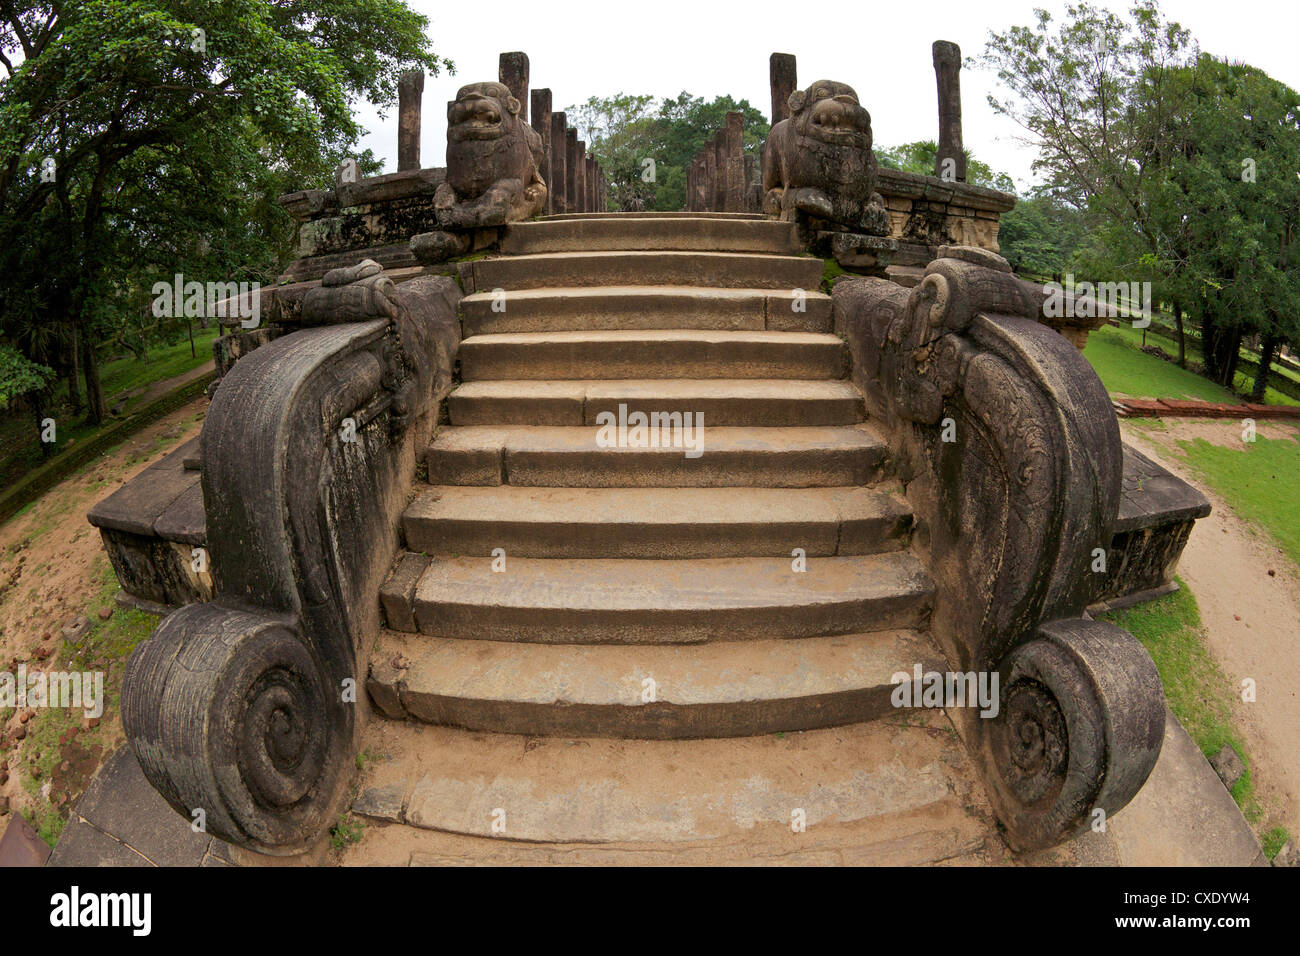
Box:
xmin=1171 ymin=300 xmax=1186 ymax=368
xmin=67 ymin=327 xmax=85 ymax=412
xmin=1224 ymin=327 xmax=1243 ymax=391
xmin=1252 ymin=332 xmax=1278 ymax=403
xmin=81 ymin=332 xmax=107 ymax=425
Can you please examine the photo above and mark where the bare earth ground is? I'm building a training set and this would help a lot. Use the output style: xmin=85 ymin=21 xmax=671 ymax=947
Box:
xmin=1121 ymin=418 xmax=1300 ymax=838
xmin=0 ymin=400 xmax=206 ymax=842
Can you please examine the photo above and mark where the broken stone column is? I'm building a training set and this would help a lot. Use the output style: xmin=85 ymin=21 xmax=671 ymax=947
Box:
xmin=575 ymin=141 xmax=587 ymax=213
xmin=724 ymin=112 xmax=745 ymax=213
xmin=565 ymin=127 xmax=578 ymax=214
xmin=744 ymin=154 xmax=760 ymax=212
xmin=770 ymin=53 xmax=797 ymax=125
xmin=703 ymin=147 xmax=717 ymax=213
xmin=585 ymin=156 xmax=597 ymax=212
xmin=714 ymin=131 xmax=728 ymax=211
xmin=932 ymin=40 xmax=966 ymax=183
xmin=499 ymin=51 xmax=529 ymax=125
xmin=551 ymin=112 xmax=569 ymax=213
xmin=531 ymin=89 xmax=553 ymax=214
xmin=397 ymin=71 xmax=424 ymax=172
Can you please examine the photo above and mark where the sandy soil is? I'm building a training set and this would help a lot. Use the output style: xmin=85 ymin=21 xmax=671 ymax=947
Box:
xmin=1122 ymin=418 xmax=1300 ymax=838
xmin=0 ymin=399 xmax=206 ymax=838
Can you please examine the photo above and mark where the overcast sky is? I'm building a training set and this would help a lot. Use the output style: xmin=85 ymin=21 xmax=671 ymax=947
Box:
xmin=353 ymin=0 xmax=1300 ymax=192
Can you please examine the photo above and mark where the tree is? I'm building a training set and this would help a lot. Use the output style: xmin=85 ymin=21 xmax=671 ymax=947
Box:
xmin=569 ymin=92 xmax=769 ymax=211
xmin=1 ymin=0 xmax=447 ymax=426
xmin=980 ymin=1 xmax=1300 ymax=394
xmin=875 ymin=139 xmax=1016 ymax=193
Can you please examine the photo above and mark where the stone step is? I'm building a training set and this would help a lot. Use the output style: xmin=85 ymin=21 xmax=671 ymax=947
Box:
xmin=368 ymin=627 xmax=943 ymax=738
xmin=460 ymin=286 xmax=831 ymax=335
xmin=402 ymin=485 xmax=913 ymax=558
xmin=447 ymin=379 xmax=864 ymax=427
xmin=345 ymin=717 xmax=989 ymax=860
xmin=391 ymin=552 xmax=932 ymax=644
xmin=539 ymin=211 xmax=766 ymax=221
xmin=426 ymin=424 xmax=888 ymax=488
xmin=464 ymin=251 xmax=824 ymax=292
xmin=500 ymin=217 xmax=801 ymax=255
xmin=458 ymin=330 xmax=845 ymax=382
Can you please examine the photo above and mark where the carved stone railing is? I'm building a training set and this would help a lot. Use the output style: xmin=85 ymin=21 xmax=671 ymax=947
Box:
xmin=121 ymin=265 xmax=460 ymax=853
xmin=834 ymin=246 xmax=1165 ymax=851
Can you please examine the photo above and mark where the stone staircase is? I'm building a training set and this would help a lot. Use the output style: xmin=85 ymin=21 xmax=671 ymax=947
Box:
xmin=360 ymin=212 xmax=993 ymax=863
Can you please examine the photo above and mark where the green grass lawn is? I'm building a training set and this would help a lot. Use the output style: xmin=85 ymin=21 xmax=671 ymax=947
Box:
xmin=1100 ymin=581 xmax=1290 ymax=858
xmin=1084 ymin=324 xmax=1242 ymax=403
xmin=1134 ymin=322 xmax=1300 ymax=406
xmin=0 ymin=325 xmax=218 ymax=489
xmin=99 ymin=324 xmax=220 ymax=408
xmin=1172 ymin=428 xmax=1300 ymax=568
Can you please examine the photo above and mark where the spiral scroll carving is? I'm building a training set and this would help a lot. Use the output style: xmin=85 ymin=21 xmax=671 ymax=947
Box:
xmin=982 ymin=619 xmax=1164 ymax=850
xmin=123 ymin=602 xmax=345 ymax=854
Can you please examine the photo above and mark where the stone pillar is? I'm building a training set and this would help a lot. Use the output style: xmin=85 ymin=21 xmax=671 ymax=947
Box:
xmin=397 ymin=71 xmax=424 ymax=172
xmin=575 ymin=140 xmax=587 ymax=213
xmin=713 ymin=132 xmax=728 ymax=211
xmin=499 ymin=51 xmax=529 ymax=125
xmin=551 ymin=112 xmax=569 ymax=214
xmin=599 ymin=169 xmax=607 ymax=211
xmin=531 ymin=89 xmax=552 ymax=214
xmin=744 ymin=154 xmax=760 ymax=212
xmin=585 ymin=157 xmax=597 ymax=212
xmin=703 ymin=147 xmax=717 ymax=213
xmin=932 ymin=40 xmax=966 ymax=183
xmin=770 ymin=53 xmax=797 ymax=125
xmin=565 ymin=127 xmax=578 ymax=214
xmin=693 ymin=156 xmax=708 ymax=211
xmin=724 ymin=112 xmax=744 ymax=213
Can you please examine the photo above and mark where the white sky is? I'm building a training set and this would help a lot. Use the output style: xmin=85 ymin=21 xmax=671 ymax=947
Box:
xmin=353 ymin=0 xmax=1300 ymax=192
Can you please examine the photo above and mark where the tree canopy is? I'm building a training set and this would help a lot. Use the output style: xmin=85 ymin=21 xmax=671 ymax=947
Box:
xmin=0 ymin=0 xmax=445 ymax=430
xmin=567 ymin=91 xmax=769 ymax=211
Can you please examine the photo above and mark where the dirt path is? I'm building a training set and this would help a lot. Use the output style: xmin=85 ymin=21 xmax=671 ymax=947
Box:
xmin=1121 ymin=419 xmax=1300 ymax=838
xmin=0 ymin=398 xmax=206 ymax=840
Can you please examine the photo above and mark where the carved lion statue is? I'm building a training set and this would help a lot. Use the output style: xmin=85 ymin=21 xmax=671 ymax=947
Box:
xmin=434 ymin=81 xmax=547 ymax=229
xmin=761 ymin=80 xmax=890 ymax=235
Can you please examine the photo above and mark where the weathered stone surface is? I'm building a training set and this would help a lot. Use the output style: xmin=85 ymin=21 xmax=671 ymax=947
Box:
xmin=833 ymin=248 xmax=1165 ymax=850
xmin=498 ymin=51 xmax=529 ymax=124
xmin=120 ymin=267 xmax=462 ymax=853
xmin=409 ymin=229 xmax=470 ymax=264
xmin=0 ymin=808 xmax=50 ymax=866
xmin=435 ymin=81 xmax=546 ymax=228
xmin=530 ymin=88 xmax=552 ymax=214
xmin=397 ymin=71 xmax=424 ymax=172
xmin=385 ymin=628 xmax=944 ymax=742
xmin=550 ymin=112 xmax=568 ymax=214
xmin=770 ymin=52 xmax=798 ymax=125
xmin=1092 ymin=444 xmax=1211 ymax=607
xmin=352 ymin=783 xmax=407 ymax=823
xmin=403 ymin=484 xmax=911 ymax=559
xmin=1106 ymin=710 xmax=1266 ymax=866
xmin=762 ymin=80 xmax=890 ymax=236
xmin=422 ymin=424 xmax=870 ymax=494
xmin=1209 ymin=744 xmax=1247 ymax=790
xmin=932 ymin=41 xmax=966 ymax=183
